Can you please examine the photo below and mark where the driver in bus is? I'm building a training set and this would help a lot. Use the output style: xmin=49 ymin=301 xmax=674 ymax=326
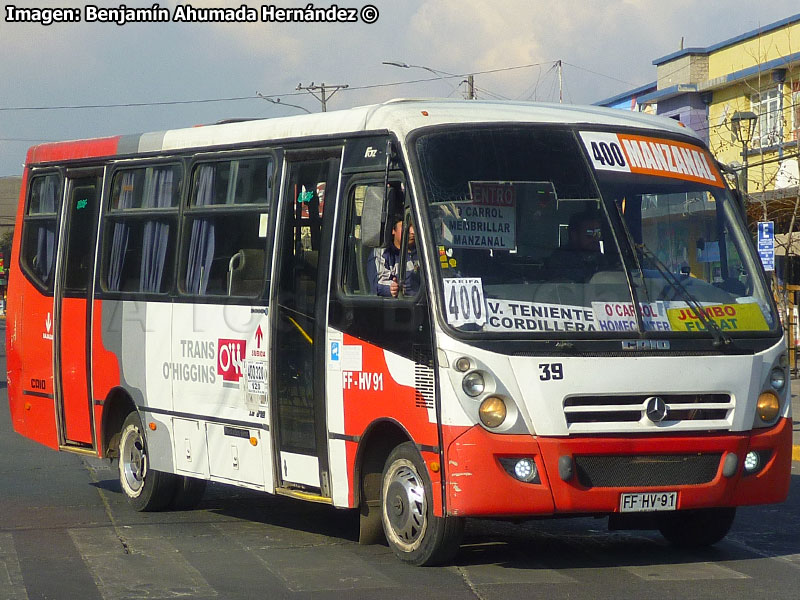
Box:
xmin=546 ymin=209 xmax=605 ymax=280
xmin=374 ymin=215 xmax=420 ymax=297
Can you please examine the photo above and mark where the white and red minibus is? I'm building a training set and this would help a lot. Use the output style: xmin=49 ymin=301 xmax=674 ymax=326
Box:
xmin=6 ymin=100 xmax=791 ymax=565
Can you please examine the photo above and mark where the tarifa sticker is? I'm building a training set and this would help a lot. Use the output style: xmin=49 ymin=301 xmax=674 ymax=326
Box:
xmin=666 ymin=303 xmax=769 ymax=332
xmin=579 ymin=131 xmax=723 ymax=188
xmin=443 ymin=278 xmax=487 ymax=327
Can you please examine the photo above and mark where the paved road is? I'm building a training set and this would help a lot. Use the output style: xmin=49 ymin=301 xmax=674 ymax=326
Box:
xmin=2 ymin=325 xmax=800 ymax=599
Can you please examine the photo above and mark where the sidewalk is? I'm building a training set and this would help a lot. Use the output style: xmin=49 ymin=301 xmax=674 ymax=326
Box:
xmin=791 ymin=378 xmax=800 ymax=462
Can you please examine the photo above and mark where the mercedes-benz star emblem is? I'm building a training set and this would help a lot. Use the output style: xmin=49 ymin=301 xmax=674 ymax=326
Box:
xmin=645 ymin=396 xmax=669 ymax=423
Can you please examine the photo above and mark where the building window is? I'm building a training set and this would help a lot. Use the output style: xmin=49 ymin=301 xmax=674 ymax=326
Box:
xmin=751 ymin=88 xmax=781 ymax=148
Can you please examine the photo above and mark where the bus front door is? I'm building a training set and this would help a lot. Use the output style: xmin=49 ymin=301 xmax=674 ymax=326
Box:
xmin=272 ymin=151 xmax=341 ymax=496
xmin=54 ymin=172 xmax=101 ymax=448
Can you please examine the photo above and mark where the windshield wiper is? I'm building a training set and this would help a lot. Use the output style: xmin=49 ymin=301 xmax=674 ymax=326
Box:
xmin=637 ymin=244 xmax=733 ymax=349
xmin=611 ymin=201 xmax=732 ymax=349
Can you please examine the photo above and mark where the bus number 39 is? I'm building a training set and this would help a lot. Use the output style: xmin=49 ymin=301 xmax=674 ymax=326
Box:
xmin=539 ymin=363 xmax=564 ymax=381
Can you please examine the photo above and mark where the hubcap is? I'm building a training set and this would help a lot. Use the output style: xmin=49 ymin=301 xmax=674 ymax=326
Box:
xmin=384 ymin=463 xmax=427 ymax=549
xmin=120 ymin=425 xmax=146 ymax=496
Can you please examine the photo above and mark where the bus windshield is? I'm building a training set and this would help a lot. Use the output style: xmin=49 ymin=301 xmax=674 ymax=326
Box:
xmin=415 ymin=126 xmax=776 ymax=337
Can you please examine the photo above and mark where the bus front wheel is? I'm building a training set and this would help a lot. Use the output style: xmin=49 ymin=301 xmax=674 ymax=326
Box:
xmin=380 ymin=442 xmax=464 ymax=566
xmin=657 ymin=507 xmax=736 ymax=547
xmin=118 ymin=411 xmax=176 ymax=511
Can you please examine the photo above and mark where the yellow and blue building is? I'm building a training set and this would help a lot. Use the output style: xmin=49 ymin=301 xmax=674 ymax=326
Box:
xmin=598 ymin=14 xmax=800 ymax=233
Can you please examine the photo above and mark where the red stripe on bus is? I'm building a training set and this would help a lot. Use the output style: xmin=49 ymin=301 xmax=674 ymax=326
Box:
xmin=27 ymin=136 xmax=122 ymax=164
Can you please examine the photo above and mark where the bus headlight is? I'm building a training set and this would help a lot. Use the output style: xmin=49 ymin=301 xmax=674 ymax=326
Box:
xmin=479 ymin=396 xmax=507 ymax=428
xmin=454 ymin=357 xmax=472 ymax=372
xmin=462 ymin=372 xmax=485 ymax=397
xmin=769 ymin=367 xmax=786 ymax=392
xmin=756 ymin=392 xmax=780 ymax=422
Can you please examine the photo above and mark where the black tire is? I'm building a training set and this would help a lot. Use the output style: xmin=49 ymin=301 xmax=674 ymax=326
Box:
xmin=169 ymin=476 xmax=207 ymax=510
xmin=118 ymin=411 xmax=176 ymax=511
xmin=381 ymin=442 xmax=464 ymax=566
xmin=657 ymin=507 xmax=736 ymax=548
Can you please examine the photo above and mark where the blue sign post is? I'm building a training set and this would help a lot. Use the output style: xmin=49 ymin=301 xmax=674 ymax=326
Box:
xmin=758 ymin=221 xmax=775 ymax=272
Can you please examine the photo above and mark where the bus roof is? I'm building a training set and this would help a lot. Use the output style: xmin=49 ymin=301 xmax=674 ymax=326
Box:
xmin=26 ymin=99 xmax=697 ymax=166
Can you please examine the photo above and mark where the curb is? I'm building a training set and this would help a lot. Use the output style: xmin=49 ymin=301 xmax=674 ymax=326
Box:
xmin=794 ymin=445 xmax=800 ymax=462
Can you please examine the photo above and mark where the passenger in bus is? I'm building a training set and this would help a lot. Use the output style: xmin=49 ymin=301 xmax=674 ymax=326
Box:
xmin=374 ymin=215 xmax=420 ymax=297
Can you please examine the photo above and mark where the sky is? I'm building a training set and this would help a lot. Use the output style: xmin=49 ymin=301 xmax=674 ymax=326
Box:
xmin=0 ymin=0 xmax=798 ymax=176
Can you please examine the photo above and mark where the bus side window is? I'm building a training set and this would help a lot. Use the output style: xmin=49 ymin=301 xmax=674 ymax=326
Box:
xmin=342 ymin=181 xmax=403 ymax=296
xmin=20 ymin=173 xmax=61 ymax=293
xmin=102 ymin=165 xmax=181 ymax=294
xmin=180 ymin=157 xmax=273 ymax=297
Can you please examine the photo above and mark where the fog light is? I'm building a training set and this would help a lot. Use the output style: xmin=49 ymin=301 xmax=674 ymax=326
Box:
xmin=514 ymin=458 xmax=537 ymax=482
xmin=756 ymin=392 xmax=780 ymax=422
xmin=498 ymin=457 xmax=540 ymax=483
xmin=770 ymin=367 xmax=786 ymax=391
xmin=744 ymin=451 xmax=760 ymax=473
xmin=462 ymin=371 xmax=485 ymax=397
xmin=479 ymin=396 xmax=507 ymax=428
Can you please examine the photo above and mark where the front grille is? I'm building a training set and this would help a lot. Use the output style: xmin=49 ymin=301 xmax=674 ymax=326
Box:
xmin=564 ymin=393 xmax=732 ymax=431
xmin=575 ymin=453 xmax=722 ymax=488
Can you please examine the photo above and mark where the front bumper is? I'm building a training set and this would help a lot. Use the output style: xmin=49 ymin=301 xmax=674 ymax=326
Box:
xmin=444 ymin=417 xmax=792 ymax=517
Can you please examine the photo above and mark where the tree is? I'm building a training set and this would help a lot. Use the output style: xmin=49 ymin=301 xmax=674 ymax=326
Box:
xmin=0 ymin=228 xmax=13 ymax=264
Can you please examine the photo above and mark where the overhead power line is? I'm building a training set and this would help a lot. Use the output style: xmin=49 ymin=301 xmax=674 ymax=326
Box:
xmin=0 ymin=61 xmax=558 ymax=113
xmin=0 ymin=95 xmax=259 ymax=112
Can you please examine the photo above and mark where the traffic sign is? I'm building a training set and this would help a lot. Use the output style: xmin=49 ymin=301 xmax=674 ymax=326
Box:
xmin=758 ymin=221 xmax=775 ymax=271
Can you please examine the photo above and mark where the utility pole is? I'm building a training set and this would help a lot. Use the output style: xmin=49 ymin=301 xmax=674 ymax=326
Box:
xmin=296 ymin=82 xmax=349 ymax=112
xmin=556 ymin=60 xmax=563 ymax=103
xmin=465 ymin=74 xmax=475 ymax=100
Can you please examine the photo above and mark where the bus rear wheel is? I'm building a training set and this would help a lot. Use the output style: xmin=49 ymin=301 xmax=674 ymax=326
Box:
xmin=657 ymin=507 xmax=736 ymax=547
xmin=380 ymin=442 xmax=464 ymax=566
xmin=118 ymin=411 xmax=176 ymax=511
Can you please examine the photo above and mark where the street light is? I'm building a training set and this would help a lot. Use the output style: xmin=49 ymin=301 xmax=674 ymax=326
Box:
xmin=382 ymin=61 xmax=474 ymax=98
xmin=730 ymin=110 xmax=758 ymax=195
xmin=256 ymin=92 xmax=312 ymax=114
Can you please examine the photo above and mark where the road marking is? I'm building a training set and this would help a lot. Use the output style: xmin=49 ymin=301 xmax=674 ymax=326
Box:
xmin=212 ymin=520 xmax=396 ymax=592
xmin=252 ymin=546 xmax=397 ymax=592
xmin=727 ymin=537 xmax=800 ymax=571
xmin=623 ymin=561 xmax=749 ymax=580
xmin=454 ymin=561 xmax=576 ymax=585
xmin=0 ymin=533 xmax=28 ymax=600
xmin=69 ymin=527 xmax=216 ymax=599
xmin=793 ymin=445 xmax=800 ymax=462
